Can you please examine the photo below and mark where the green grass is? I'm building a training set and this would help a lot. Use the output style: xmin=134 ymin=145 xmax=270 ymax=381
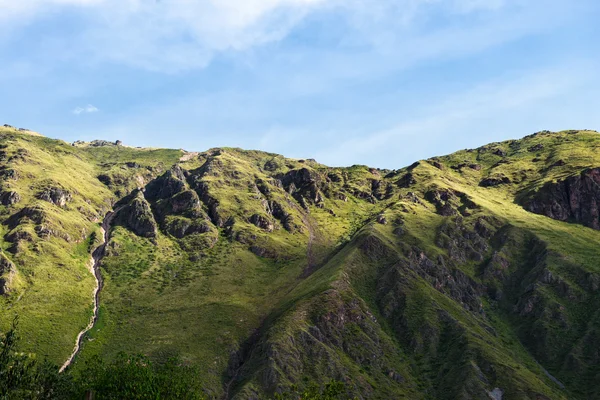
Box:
xmin=2 ymin=129 xmax=600 ymax=398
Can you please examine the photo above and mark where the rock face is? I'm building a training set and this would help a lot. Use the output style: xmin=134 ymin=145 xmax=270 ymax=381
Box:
xmin=186 ymin=178 xmax=223 ymax=228
xmin=268 ymin=201 xmax=297 ymax=232
xmin=162 ymin=217 xmax=211 ymax=239
xmin=523 ymin=168 xmax=600 ymax=229
xmin=37 ymin=187 xmax=72 ymax=207
xmin=281 ymin=168 xmax=324 ymax=207
xmin=145 ymin=165 xmax=187 ymax=201
xmin=435 ymin=218 xmax=491 ymax=265
xmin=396 ymin=173 xmax=416 ymax=188
xmin=249 ymin=214 xmax=274 ymax=232
xmin=425 ymin=189 xmax=459 ymax=216
xmin=425 ymin=189 xmax=476 ymax=217
xmin=0 ymin=252 xmax=15 ymax=295
xmin=238 ymin=288 xmax=402 ymax=398
xmin=0 ymin=168 xmax=18 ymax=181
xmin=115 ymin=190 xmax=158 ymax=239
xmin=528 ymin=144 xmax=544 ymax=152
xmin=0 ymin=190 xmax=20 ymax=206
xmin=158 ymin=190 xmax=203 ymax=220
xmin=451 ymin=163 xmax=481 ymax=171
xmin=479 ymin=176 xmax=510 ymax=187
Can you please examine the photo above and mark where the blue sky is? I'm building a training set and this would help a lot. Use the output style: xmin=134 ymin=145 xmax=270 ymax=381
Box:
xmin=0 ymin=0 xmax=598 ymax=168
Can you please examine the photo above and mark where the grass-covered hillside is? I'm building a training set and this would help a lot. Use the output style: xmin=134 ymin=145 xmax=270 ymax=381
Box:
xmin=2 ymin=126 xmax=600 ymax=399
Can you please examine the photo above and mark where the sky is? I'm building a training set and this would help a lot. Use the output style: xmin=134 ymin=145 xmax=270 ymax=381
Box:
xmin=0 ymin=0 xmax=599 ymax=168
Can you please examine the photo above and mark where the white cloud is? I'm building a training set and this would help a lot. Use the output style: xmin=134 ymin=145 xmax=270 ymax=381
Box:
xmin=0 ymin=0 xmax=330 ymax=71
xmin=0 ymin=0 xmax=102 ymax=20
xmin=73 ymin=104 xmax=98 ymax=115
xmin=0 ymin=0 xmax=535 ymax=72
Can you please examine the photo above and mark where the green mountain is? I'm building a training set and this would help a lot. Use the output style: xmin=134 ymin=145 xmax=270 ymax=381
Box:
xmin=2 ymin=125 xmax=600 ymax=399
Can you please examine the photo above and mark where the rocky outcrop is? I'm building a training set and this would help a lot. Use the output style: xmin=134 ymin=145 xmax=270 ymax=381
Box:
xmin=281 ymin=168 xmax=324 ymax=207
xmin=145 ymin=165 xmax=187 ymax=201
xmin=0 ymin=190 xmax=20 ymax=206
xmin=479 ymin=176 xmax=510 ymax=187
xmin=141 ymin=165 xmax=223 ymax=237
xmin=5 ymin=228 xmax=34 ymax=254
xmin=162 ymin=216 xmax=212 ymax=239
xmin=235 ymin=288 xmax=405 ymax=398
xmin=492 ymin=148 xmax=507 ymax=157
xmin=396 ymin=173 xmax=416 ymax=188
xmin=425 ymin=189 xmax=458 ymax=216
xmin=155 ymin=190 xmax=204 ymax=223
xmin=399 ymin=247 xmax=483 ymax=312
xmin=249 ymin=245 xmax=279 ymax=259
xmin=115 ymin=191 xmax=158 ymax=239
xmin=35 ymin=224 xmax=72 ymax=242
xmin=97 ymin=174 xmax=112 ymax=186
xmin=0 ymin=252 xmax=15 ymax=295
xmin=37 ymin=187 xmax=72 ymax=207
xmin=436 ymin=218 xmax=491 ymax=264
xmin=451 ymin=162 xmax=482 ymax=172
xmin=168 ymin=190 xmax=202 ymax=216
xmin=249 ymin=214 xmax=274 ymax=232
xmin=195 ymin=182 xmax=223 ymax=227
xmin=4 ymin=206 xmax=47 ymax=229
xmin=425 ymin=189 xmax=477 ymax=217
xmin=268 ymin=201 xmax=297 ymax=232
xmin=0 ymin=168 xmax=18 ymax=181
xmin=522 ymin=168 xmax=600 ymax=229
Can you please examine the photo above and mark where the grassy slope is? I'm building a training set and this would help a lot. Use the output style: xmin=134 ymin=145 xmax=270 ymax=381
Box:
xmin=0 ymin=127 xmax=182 ymax=363
xmin=2 ymin=128 xmax=600 ymax=399
xmin=73 ymin=148 xmax=379 ymax=396
xmin=230 ymin=130 xmax=600 ymax=399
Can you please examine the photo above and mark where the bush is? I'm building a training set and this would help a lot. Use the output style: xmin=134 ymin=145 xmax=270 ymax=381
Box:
xmin=0 ymin=317 xmax=74 ymax=399
xmin=77 ymin=353 xmax=204 ymax=399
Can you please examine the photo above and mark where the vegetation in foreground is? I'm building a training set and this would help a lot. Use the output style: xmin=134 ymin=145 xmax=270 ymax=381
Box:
xmin=2 ymin=320 xmax=351 ymax=399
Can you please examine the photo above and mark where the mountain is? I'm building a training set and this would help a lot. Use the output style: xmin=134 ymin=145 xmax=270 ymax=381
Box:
xmin=1 ymin=125 xmax=600 ymax=399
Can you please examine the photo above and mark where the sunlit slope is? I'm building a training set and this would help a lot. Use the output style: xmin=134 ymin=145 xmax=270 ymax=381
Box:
xmin=228 ymin=130 xmax=600 ymax=399
xmin=0 ymin=127 xmax=182 ymax=363
xmin=1 ymin=128 xmax=600 ymax=399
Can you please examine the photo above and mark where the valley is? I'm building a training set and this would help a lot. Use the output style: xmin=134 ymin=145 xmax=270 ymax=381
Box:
xmin=1 ymin=126 xmax=600 ymax=399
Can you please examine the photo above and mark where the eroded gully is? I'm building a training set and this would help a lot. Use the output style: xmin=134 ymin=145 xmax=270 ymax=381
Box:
xmin=59 ymin=208 xmax=120 ymax=373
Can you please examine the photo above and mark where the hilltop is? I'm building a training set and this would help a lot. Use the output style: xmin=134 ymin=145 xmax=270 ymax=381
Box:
xmin=1 ymin=127 xmax=600 ymax=399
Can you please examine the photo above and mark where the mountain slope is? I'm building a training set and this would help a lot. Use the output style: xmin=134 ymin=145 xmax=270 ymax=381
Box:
xmin=1 ymin=126 xmax=600 ymax=399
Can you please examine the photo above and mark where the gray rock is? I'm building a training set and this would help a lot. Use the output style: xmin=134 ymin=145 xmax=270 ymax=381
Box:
xmin=523 ymin=167 xmax=600 ymax=229
xmin=115 ymin=191 xmax=158 ymax=239
xmin=0 ymin=252 xmax=15 ymax=295
xmin=249 ymin=214 xmax=274 ymax=232
xmin=0 ymin=168 xmax=18 ymax=181
xmin=37 ymin=187 xmax=72 ymax=207
xmin=0 ymin=190 xmax=20 ymax=206
xmin=479 ymin=176 xmax=510 ymax=187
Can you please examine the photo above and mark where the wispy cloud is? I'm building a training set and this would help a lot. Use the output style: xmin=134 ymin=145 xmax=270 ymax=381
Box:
xmin=0 ymin=0 xmax=330 ymax=72
xmin=313 ymin=62 xmax=596 ymax=167
xmin=0 ymin=0 xmax=596 ymax=168
xmin=73 ymin=104 xmax=98 ymax=115
xmin=0 ymin=0 xmax=546 ymax=73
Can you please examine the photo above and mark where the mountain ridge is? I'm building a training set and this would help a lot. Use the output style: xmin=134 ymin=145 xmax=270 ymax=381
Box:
xmin=1 ymin=126 xmax=600 ymax=399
